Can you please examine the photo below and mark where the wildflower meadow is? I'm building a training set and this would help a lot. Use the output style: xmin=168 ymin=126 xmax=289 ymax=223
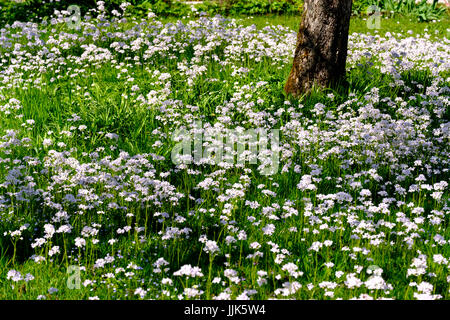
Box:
xmin=0 ymin=1 xmax=449 ymax=301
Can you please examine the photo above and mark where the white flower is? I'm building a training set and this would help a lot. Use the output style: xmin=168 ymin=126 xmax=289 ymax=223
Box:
xmin=308 ymin=241 xmax=323 ymax=252
xmin=43 ymin=224 xmax=55 ymax=238
xmin=24 ymin=273 xmax=35 ymax=282
xmin=153 ymin=258 xmax=169 ymax=268
xmin=413 ymin=292 xmax=442 ymax=300
xmin=262 ymin=224 xmax=275 ymax=236
xmin=416 ymin=282 xmax=434 ymax=294
xmin=48 ymin=246 xmax=60 ymax=257
xmin=7 ymin=270 xmax=22 ymax=282
xmin=203 ymin=240 xmax=220 ymax=255
xmin=237 ymin=230 xmax=247 ymax=241
xmin=214 ymin=291 xmax=231 ymax=300
xmin=345 ymin=273 xmax=363 ymax=289
xmin=31 ymin=255 xmax=46 ymax=264
xmin=74 ymin=237 xmax=86 ymax=248
xmin=432 ymin=254 xmax=447 ymax=264
xmin=365 ymin=275 xmax=390 ymax=290
xmin=282 ymin=263 xmax=303 ymax=278
xmin=184 ymin=287 xmax=203 ymax=298
xmin=31 ymin=238 xmax=46 ymax=249
xmin=249 ymin=242 xmax=261 ymax=250
xmin=324 ymin=240 xmax=333 ymax=247
xmin=173 ymin=264 xmax=204 ymax=278
xmin=43 ymin=138 xmax=53 ymax=147
xmin=134 ymin=288 xmax=147 ymax=299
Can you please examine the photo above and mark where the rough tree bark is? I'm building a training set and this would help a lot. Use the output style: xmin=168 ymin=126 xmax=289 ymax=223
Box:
xmin=285 ymin=0 xmax=353 ymax=97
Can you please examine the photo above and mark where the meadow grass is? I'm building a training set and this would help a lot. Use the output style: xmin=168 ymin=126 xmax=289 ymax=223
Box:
xmin=0 ymin=9 xmax=448 ymax=300
xmin=164 ymin=12 xmax=450 ymax=38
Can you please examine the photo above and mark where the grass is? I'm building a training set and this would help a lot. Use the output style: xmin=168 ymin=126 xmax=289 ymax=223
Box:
xmin=236 ymin=13 xmax=450 ymax=37
xmin=160 ymin=12 xmax=450 ymax=37
xmin=0 ymin=11 xmax=448 ymax=300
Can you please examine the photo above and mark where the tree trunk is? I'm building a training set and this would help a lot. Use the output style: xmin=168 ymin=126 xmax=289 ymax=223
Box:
xmin=285 ymin=0 xmax=353 ymax=97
